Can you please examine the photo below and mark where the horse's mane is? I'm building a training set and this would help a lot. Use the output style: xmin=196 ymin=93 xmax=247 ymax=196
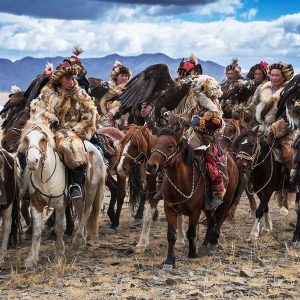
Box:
xmin=121 ymin=125 xmax=156 ymax=150
xmin=158 ymin=128 xmax=194 ymax=165
xmin=18 ymin=120 xmax=55 ymax=152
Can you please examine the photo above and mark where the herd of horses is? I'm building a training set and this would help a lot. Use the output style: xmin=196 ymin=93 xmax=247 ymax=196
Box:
xmin=0 ymin=85 xmax=300 ymax=270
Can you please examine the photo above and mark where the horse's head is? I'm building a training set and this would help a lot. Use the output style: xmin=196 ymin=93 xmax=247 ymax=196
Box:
xmin=146 ymin=127 xmax=185 ymax=174
xmin=18 ymin=120 xmax=54 ymax=171
xmin=2 ymin=110 xmax=30 ymax=153
xmin=117 ymin=125 xmax=155 ymax=177
xmin=234 ymin=128 xmax=259 ymax=171
xmin=220 ymin=119 xmax=241 ymax=151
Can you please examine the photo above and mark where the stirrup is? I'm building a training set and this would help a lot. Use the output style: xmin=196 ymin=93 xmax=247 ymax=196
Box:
xmin=68 ymin=183 xmax=83 ymax=201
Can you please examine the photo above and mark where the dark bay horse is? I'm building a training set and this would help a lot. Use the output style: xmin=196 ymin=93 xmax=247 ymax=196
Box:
xmin=117 ymin=125 xmax=186 ymax=252
xmin=146 ymin=128 xmax=239 ymax=269
xmin=0 ymin=148 xmax=20 ymax=266
xmin=220 ymin=118 xmax=257 ymax=221
xmin=234 ymin=129 xmax=297 ymax=240
xmin=96 ymin=126 xmax=126 ymax=230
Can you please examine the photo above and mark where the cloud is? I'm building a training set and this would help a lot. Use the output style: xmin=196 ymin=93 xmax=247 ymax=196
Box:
xmin=0 ymin=11 xmax=300 ymax=72
xmin=241 ymin=8 xmax=257 ymax=20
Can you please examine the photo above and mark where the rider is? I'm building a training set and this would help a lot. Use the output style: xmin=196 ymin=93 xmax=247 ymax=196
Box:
xmin=99 ymin=60 xmax=132 ymax=127
xmin=188 ymin=76 xmax=226 ymax=210
xmin=247 ymin=62 xmax=296 ymax=189
xmin=30 ymin=61 xmax=98 ymax=201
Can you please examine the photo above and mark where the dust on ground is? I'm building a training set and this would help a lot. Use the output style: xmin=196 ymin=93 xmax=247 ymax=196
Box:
xmin=0 ymin=192 xmax=299 ymax=299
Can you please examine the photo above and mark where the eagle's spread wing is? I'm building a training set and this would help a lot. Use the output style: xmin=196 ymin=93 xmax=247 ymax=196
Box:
xmin=118 ymin=63 xmax=175 ymax=113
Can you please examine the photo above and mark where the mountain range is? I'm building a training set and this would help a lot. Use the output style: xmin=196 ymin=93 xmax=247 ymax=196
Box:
xmin=0 ymin=53 xmax=226 ymax=91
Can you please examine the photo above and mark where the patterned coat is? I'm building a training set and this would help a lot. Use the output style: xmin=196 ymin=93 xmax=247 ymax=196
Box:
xmin=31 ymin=82 xmax=98 ymax=140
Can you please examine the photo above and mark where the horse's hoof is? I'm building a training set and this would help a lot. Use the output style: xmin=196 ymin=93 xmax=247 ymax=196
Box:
xmin=293 ymin=240 xmax=300 ymax=248
xmin=261 ymin=227 xmax=272 ymax=235
xmin=54 ymin=255 xmax=66 ymax=265
xmin=162 ymin=263 xmax=174 ymax=271
xmin=72 ymin=236 xmax=85 ymax=250
xmin=175 ymin=241 xmax=185 ymax=249
xmin=188 ymin=252 xmax=199 ymax=259
xmin=247 ymin=233 xmax=259 ymax=241
xmin=279 ymin=207 xmax=289 ymax=216
xmin=24 ymin=257 xmax=37 ymax=268
xmin=135 ymin=245 xmax=147 ymax=253
xmin=198 ymin=245 xmax=209 ymax=257
xmin=207 ymin=243 xmax=218 ymax=250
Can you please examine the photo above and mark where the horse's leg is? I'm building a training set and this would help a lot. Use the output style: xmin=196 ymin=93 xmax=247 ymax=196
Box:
xmin=187 ymin=214 xmax=199 ymax=258
xmin=25 ymin=207 xmax=43 ymax=268
xmin=135 ymin=200 xmax=159 ymax=253
xmin=246 ymin=189 xmax=258 ymax=217
xmin=134 ymin=188 xmax=147 ymax=220
xmin=111 ymin=175 xmax=126 ymax=229
xmin=261 ymin=205 xmax=273 ymax=235
xmin=0 ymin=203 xmax=13 ymax=265
xmin=106 ymin=175 xmax=117 ymax=225
xmin=199 ymin=211 xmax=214 ymax=257
xmin=21 ymin=198 xmax=31 ymax=227
xmin=64 ymin=203 xmax=74 ymax=236
xmin=175 ymin=214 xmax=185 ymax=248
xmin=53 ymin=205 xmax=65 ymax=264
xmin=293 ymin=193 xmax=300 ymax=248
xmin=163 ymin=207 xmax=177 ymax=269
xmin=249 ymin=189 xmax=273 ymax=240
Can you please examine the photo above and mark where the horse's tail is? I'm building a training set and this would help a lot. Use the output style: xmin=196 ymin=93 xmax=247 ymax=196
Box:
xmin=9 ymin=165 xmax=22 ymax=248
xmin=86 ymin=160 xmax=106 ymax=240
xmin=129 ymin=165 xmax=142 ymax=211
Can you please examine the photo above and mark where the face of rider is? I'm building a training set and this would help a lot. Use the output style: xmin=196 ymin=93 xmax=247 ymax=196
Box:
xmin=60 ymin=74 xmax=76 ymax=91
xmin=253 ymin=69 xmax=265 ymax=84
xmin=116 ymin=73 xmax=129 ymax=85
xmin=270 ymin=69 xmax=285 ymax=90
xmin=226 ymin=70 xmax=238 ymax=82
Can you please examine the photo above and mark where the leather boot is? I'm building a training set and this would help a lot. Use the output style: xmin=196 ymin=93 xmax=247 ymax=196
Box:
xmin=68 ymin=166 xmax=86 ymax=201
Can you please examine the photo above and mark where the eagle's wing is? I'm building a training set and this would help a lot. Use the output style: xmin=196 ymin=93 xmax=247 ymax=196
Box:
xmin=118 ymin=63 xmax=175 ymax=113
xmin=25 ymin=74 xmax=50 ymax=107
xmin=276 ymin=74 xmax=300 ymax=120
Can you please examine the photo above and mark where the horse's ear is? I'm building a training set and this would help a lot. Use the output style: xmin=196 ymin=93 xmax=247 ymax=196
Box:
xmin=175 ymin=127 xmax=184 ymax=142
xmin=253 ymin=125 xmax=259 ymax=137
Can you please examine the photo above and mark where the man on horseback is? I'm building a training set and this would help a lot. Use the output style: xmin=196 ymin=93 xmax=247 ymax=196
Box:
xmin=30 ymin=61 xmax=99 ymax=201
xmin=99 ymin=61 xmax=132 ymax=127
xmin=247 ymin=62 xmax=296 ymax=190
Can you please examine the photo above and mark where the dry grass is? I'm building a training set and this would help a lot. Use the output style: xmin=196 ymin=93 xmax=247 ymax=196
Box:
xmin=0 ymin=194 xmax=300 ymax=299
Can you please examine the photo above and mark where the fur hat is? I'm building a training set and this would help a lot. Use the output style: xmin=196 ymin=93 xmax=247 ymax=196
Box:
xmin=192 ymin=115 xmax=222 ymax=136
xmin=177 ymin=54 xmax=203 ymax=77
xmin=225 ymin=58 xmax=241 ymax=74
xmin=268 ymin=62 xmax=294 ymax=82
xmin=247 ymin=61 xmax=268 ymax=80
xmin=51 ymin=61 xmax=78 ymax=85
xmin=63 ymin=47 xmax=87 ymax=77
xmin=110 ymin=61 xmax=132 ymax=83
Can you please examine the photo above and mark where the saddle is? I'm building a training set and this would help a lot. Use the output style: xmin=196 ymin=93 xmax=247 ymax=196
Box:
xmin=93 ymin=133 xmax=119 ymax=158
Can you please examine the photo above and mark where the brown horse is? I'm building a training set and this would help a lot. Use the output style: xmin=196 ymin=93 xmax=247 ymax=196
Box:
xmin=146 ymin=128 xmax=239 ymax=269
xmin=220 ymin=118 xmax=257 ymax=221
xmin=96 ymin=126 xmax=126 ymax=229
xmin=0 ymin=148 xmax=21 ymax=266
xmin=234 ymin=129 xmax=295 ymax=240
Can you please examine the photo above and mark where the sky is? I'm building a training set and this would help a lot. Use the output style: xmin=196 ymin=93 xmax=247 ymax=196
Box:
xmin=0 ymin=0 xmax=300 ymax=72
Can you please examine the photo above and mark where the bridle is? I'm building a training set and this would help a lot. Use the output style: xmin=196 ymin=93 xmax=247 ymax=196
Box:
xmin=121 ymin=151 xmax=148 ymax=166
xmin=151 ymin=146 xmax=182 ymax=168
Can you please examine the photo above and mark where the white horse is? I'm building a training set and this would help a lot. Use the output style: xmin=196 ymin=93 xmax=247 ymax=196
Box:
xmin=19 ymin=121 xmax=106 ymax=268
xmin=0 ymin=149 xmax=19 ymax=266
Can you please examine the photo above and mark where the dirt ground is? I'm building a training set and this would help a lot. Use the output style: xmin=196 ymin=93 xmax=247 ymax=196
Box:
xmin=0 ymin=190 xmax=300 ymax=299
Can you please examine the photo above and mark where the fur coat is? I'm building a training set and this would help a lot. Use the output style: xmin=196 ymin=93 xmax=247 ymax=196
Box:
xmin=30 ymin=82 xmax=98 ymax=140
xmin=249 ymin=81 xmax=288 ymax=125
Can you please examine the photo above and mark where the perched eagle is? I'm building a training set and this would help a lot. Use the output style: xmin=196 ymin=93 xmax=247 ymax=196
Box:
xmin=116 ymin=63 xmax=191 ymax=120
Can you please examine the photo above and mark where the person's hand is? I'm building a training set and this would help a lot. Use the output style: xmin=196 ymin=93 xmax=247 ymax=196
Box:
xmin=105 ymin=112 xmax=113 ymax=119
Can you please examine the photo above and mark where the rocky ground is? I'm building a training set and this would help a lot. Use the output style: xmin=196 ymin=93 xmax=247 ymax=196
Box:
xmin=0 ymin=191 xmax=300 ymax=299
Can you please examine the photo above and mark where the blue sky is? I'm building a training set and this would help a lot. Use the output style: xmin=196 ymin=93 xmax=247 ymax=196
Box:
xmin=0 ymin=0 xmax=299 ymax=72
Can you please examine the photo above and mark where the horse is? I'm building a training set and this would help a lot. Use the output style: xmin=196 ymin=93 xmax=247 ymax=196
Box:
xmin=220 ymin=118 xmax=258 ymax=221
xmin=116 ymin=125 xmax=187 ymax=252
xmin=96 ymin=126 xmax=126 ymax=229
xmin=18 ymin=121 xmax=106 ymax=267
xmin=0 ymin=148 xmax=21 ymax=266
xmin=146 ymin=127 xmax=239 ymax=269
xmin=292 ymin=133 xmax=300 ymax=247
xmin=234 ymin=129 xmax=296 ymax=240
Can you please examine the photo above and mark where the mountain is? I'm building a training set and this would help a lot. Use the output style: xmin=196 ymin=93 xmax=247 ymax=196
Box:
xmin=0 ymin=53 xmax=225 ymax=91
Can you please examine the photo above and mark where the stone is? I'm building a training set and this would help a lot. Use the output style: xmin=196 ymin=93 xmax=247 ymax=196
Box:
xmin=239 ymin=269 xmax=255 ymax=278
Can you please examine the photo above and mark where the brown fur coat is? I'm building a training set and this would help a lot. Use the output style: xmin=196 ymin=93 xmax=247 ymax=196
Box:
xmin=30 ymin=82 xmax=98 ymax=140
